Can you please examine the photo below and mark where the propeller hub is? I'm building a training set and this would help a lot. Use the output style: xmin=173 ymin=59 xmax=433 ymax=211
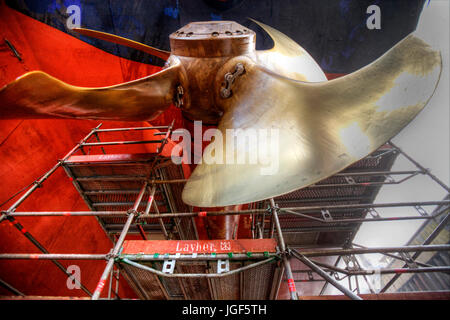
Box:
xmin=169 ymin=22 xmax=256 ymax=124
xmin=170 ymin=21 xmax=255 ymax=58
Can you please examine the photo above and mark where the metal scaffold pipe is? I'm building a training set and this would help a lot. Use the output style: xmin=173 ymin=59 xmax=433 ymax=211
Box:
xmin=281 ymin=204 xmax=448 ymax=224
xmin=349 ymin=266 xmax=450 ymax=275
xmin=0 ymin=252 xmax=279 ymax=261
xmin=95 ymin=125 xmax=171 ymax=132
xmin=5 ymin=200 xmax=448 ymax=219
xmin=292 ymin=244 xmax=450 ymax=257
xmin=1 ymin=245 xmax=446 ymax=261
xmin=270 ymin=198 xmax=298 ymax=300
xmin=0 ymin=254 xmax=108 ymax=260
xmin=82 ymin=139 xmax=164 ymax=147
xmin=389 ymin=141 xmax=450 ymax=192
xmin=0 ymin=277 xmax=25 ymax=296
xmin=292 ymin=261 xmax=450 ymax=276
xmin=290 ymin=250 xmax=363 ymax=300
xmin=91 ymin=181 xmax=148 ymax=300
xmin=120 ymin=257 xmax=276 ymax=278
xmin=381 ymin=212 xmax=450 ymax=292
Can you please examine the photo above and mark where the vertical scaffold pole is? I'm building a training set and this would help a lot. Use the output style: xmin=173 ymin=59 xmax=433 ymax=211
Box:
xmin=92 ymin=181 xmax=148 ymax=300
xmin=270 ymin=198 xmax=298 ymax=300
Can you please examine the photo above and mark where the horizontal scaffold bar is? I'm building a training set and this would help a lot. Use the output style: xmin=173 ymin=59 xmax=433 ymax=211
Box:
xmin=1 ymin=245 xmax=447 ymax=260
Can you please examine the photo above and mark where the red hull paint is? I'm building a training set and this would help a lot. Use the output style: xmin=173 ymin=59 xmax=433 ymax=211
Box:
xmin=0 ymin=3 xmax=166 ymax=298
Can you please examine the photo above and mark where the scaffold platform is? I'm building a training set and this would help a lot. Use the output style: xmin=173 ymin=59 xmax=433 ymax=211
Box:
xmin=1 ymin=124 xmax=448 ymax=300
xmin=62 ymin=152 xmax=196 ymax=240
xmin=118 ymin=239 xmax=281 ymax=299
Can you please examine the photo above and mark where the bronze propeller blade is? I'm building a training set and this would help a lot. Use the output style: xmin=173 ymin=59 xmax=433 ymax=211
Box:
xmin=0 ymin=19 xmax=442 ymax=208
xmin=182 ymin=32 xmax=442 ymax=207
xmin=0 ymin=57 xmax=181 ymax=121
xmin=252 ymin=19 xmax=327 ymax=82
xmin=73 ymin=27 xmax=171 ymax=60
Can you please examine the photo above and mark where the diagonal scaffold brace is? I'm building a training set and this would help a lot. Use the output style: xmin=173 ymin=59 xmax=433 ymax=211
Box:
xmin=91 ymin=181 xmax=148 ymax=300
xmin=269 ymin=198 xmax=298 ymax=300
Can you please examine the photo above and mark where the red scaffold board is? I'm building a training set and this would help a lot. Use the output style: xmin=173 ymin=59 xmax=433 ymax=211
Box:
xmin=122 ymin=239 xmax=277 ymax=254
xmin=65 ymin=153 xmax=156 ymax=164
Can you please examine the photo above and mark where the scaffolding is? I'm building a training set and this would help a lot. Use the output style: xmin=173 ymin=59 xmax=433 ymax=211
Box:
xmin=0 ymin=124 xmax=449 ymax=300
